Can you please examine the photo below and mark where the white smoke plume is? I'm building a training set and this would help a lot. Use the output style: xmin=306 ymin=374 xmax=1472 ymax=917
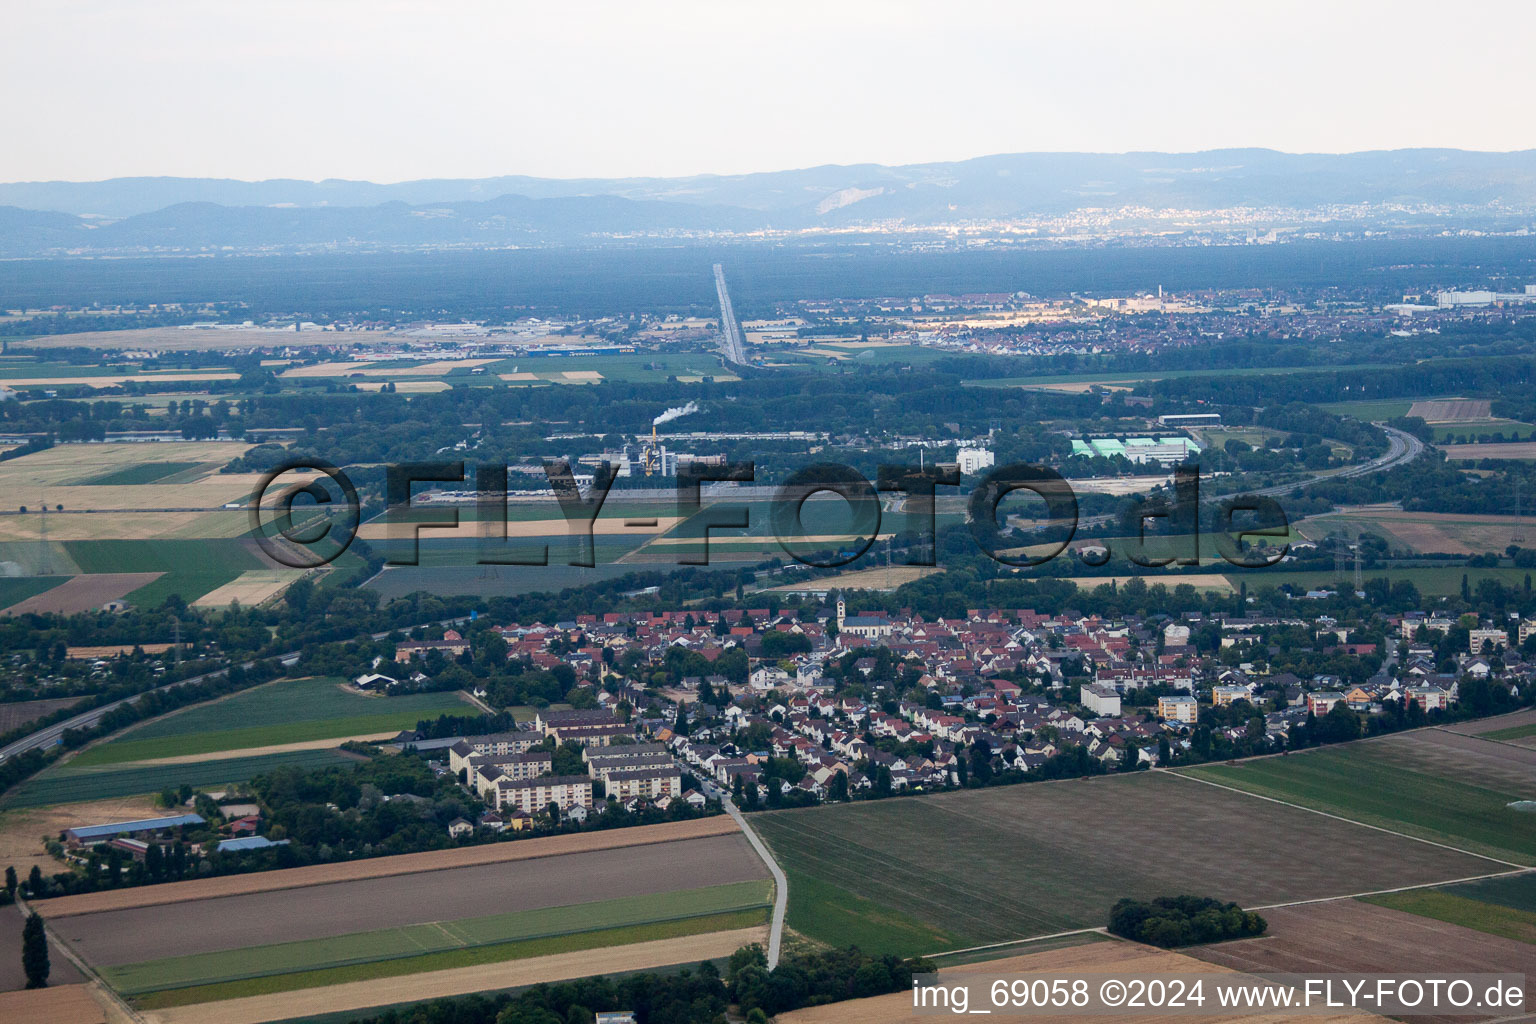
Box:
xmin=652 ymin=401 xmax=699 ymax=426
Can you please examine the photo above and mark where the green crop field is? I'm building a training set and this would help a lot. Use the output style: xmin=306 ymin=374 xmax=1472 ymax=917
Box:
xmin=1483 ymin=723 xmax=1536 ymax=742
xmin=0 ymin=575 xmax=67 ymax=610
xmin=67 ymin=677 xmax=471 ymax=766
xmin=1178 ymin=742 xmax=1536 ymax=865
xmin=753 ymin=770 xmax=1493 ymax=956
xmin=1316 ymin=399 xmax=1416 ymax=420
xmin=107 ymin=880 xmax=772 ymax=999
xmin=77 ymin=462 xmax=203 ymax=486
xmin=1363 ymin=885 xmax=1536 ymax=945
xmin=64 ymin=539 xmax=262 ymax=576
xmin=1242 ymin=566 xmax=1534 ymax=597
xmin=3 ymin=749 xmax=357 ymax=808
xmin=1442 ymin=872 xmax=1536 ymax=913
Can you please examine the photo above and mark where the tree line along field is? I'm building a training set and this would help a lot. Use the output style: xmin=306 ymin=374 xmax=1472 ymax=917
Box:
xmin=3 ymin=749 xmax=359 ymax=808
xmin=1177 ymin=731 xmax=1536 ymax=866
xmin=67 ymin=677 xmax=474 ymax=766
xmin=752 ymin=770 xmax=1499 ymax=957
xmin=105 ymin=881 xmax=772 ymax=1008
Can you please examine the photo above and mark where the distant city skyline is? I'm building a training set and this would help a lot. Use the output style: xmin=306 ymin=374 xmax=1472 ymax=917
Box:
xmin=4 ymin=0 xmax=1535 ymax=184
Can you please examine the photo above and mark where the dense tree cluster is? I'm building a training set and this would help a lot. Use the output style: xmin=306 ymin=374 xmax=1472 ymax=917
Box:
xmin=1108 ymin=895 xmax=1266 ymax=948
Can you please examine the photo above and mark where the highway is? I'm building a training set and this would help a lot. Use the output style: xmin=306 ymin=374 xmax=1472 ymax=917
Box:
xmin=713 ymin=263 xmax=747 ymax=365
xmin=1073 ymin=423 xmax=1425 ymax=531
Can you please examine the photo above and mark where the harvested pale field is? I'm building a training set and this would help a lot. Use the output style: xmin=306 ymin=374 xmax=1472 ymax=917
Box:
xmin=499 ymin=372 xmax=540 ymax=381
xmin=359 ymin=359 xmax=500 ymax=377
xmin=62 ymin=834 xmax=769 ymax=967
xmin=119 ymin=732 xmax=402 ymax=766
xmin=0 ymin=984 xmax=106 ymax=1023
xmin=0 ymin=793 xmax=163 ymax=879
xmin=14 ymin=328 xmax=411 ymax=352
xmin=0 ymin=442 xmax=251 ymax=487
xmin=67 ymin=644 xmax=175 ymax=659
xmin=0 ymin=695 xmax=80 ymax=730
xmin=357 ymin=515 xmax=682 ymax=541
xmin=778 ymin=940 xmax=1378 ymax=1024
xmin=1442 ymin=442 xmax=1536 ymax=459
xmin=1190 ymin=900 xmax=1534 ymax=1024
xmin=0 ymin=510 xmax=247 ymax=542
xmin=0 ymin=374 xmax=240 ymax=388
xmin=1409 ymin=398 xmax=1493 ymax=422
xmin=1065 ymin=474 xmax=1172 ymax=494
xmin=1 ymin=573 xmax=161 ymax=614
xmin=373 ymin=379 xmax=451 ymax=393
xmin=760 ymin=566 xmax=943 ymax=593
xmin=277 ymin=361 xmax=368 ymax=377
xmin=143 ymin=926 xmax=767 ymax=1024
xmin=190 ymin=569 xmax=301 ymax=608
xmin=561 ymin=369 xmax=604 ymax=380
xmin=37 ymin=816 xmax=741 ymax=918
xmin=1023 ymin=381 xmax=1134 ymax=393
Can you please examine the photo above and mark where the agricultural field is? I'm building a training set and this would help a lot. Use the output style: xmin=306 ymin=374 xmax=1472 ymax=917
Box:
xmin=1294 ymin=508 xmax=1530 ymax=555
xmin=753 ymin=770 xmax=1496 ymax=956
xmin=1441 ymin=442 xmax=1536 ymax=459
xmin=1408 ymin=398 xmax=1492 ymax=422
xmin=1178 ymin=730 xmax=1536 ymax=865
xmin=0 ymin=696 xmax=80 ymax=733
xmin=109 ymin=882 xmax=770 ymax=1006
xmin=0 ymin=572 xmax=161 ymax=614
xmin=777 ymin=936 xmax=1380 ymax=1024
xmin=0 ymin=575 xmax=66 ymax=611
xmin=1316 ymin=398 xmax=1416 ymax=420
xmin=1189 ymin=899 xmax=1536 ymax=1020
xmin=1363 ymin=874 xmax=1536 ymax=944
xmin=45 ymin=830 xmax=770 ymax=1012
xmin=63 ymin=676 xmax=473 ymax=767
xmin=1246 ymin=565 xmax=1534 ymax=596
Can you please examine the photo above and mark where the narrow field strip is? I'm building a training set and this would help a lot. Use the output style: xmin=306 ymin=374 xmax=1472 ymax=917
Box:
xmin=141 ymin=925 xmax=770 ymax=1024
xmin=37 ymin=816 xmax=741 ymax=918
xmin=132 ymin=909 xmax=769 ymax=1009
xmin=105 ymin=880 xmax=772 ymax=995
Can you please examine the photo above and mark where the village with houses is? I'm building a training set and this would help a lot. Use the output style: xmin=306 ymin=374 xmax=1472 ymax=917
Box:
xmin=332 ymin=592 xmax=1534 ymax=835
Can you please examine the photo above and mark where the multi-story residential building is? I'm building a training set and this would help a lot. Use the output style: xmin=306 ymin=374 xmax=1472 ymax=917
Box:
xmin=1157 ymin=695 xmax=1199 ymax=724
xmin=1080 ymin=684 xmax=1122 ymax=716
xmin=490 ymin=775 xmax=594 ymax=814
xmin=605 ymin=768 xmax=683 ymax=802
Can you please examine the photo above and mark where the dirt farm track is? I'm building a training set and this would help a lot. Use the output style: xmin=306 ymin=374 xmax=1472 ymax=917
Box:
xmin=37 ymin=815 xmax=740 ymax=918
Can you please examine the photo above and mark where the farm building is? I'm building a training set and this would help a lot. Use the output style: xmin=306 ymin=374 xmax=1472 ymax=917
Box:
xmin=64 ymin=813 xmax=206 ymax=848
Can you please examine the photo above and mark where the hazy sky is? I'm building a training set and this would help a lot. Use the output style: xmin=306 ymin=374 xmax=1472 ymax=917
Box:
xmin=5 ymin=0 xmax=1535 ymax=183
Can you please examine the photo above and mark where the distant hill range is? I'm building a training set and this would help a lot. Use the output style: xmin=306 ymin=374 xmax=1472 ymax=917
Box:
xmin=3 ymin=149 xmax=1536 ymax=254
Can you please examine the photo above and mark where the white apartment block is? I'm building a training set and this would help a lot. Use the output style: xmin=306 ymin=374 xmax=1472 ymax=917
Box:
xmin=491 ymin=775 xmax=594 ymax=814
